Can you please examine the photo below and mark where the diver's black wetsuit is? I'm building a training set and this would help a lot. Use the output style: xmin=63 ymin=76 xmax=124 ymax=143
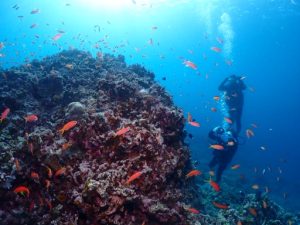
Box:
xmin=208 ymin=127 xmax=238 ymax=183
xmin=218 ymin=75 xmax=246 ymax=135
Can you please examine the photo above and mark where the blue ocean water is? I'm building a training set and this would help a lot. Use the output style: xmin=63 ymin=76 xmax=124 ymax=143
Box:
xmin=1 ymin=0 xmax=299 ymax=213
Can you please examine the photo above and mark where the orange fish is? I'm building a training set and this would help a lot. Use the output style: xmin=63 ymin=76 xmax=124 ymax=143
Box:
xmin=31 ymin=9 xmax=40 ymax=14
xmin=252 ymin=184 xmax=259 ymax=190
xmin=210 ymin=180 xmax=221 ymax=192
xmin=52 ymin=33 xmax=63 ymax=41
xmin=45 ymin=166 xmax=53 ymax=178
xmin=187 ymin=112 xmax=192 ymax=123
xmin=248 ymin=208 xmax=257 ymax=217
xmin=54 ymin=167 xmax=66 ymax=178
xmin=0 ymin=108 xmax=10 ymax=122
xmin=30 ymin=23 xmax=37 ymax=29
xmin=262 ymin=200 xmax=268 ymax=209
xmin=265 ymin=186 xmax=270 ymax=193
xmin=237 ymin=221 xmax=243 ymax=225
xmin=14 ymin=186 xmax=30 ymax=197
xmin=183 ymin=60 xmax=197 ymax=70
xmin=251 ymin=123 xmax=258 ymax=128
xmin=210 ymin=144 xmax=224 ymax=150
xmin=231 ymin=164 xmax=240 ymax=170
xmin=246 ymin=129 xmax=254 ymax=138
xmin=186 ymin=170 xmax=202 ymax=178
xmin=211 ymin=107 xmax=217 ymax=112
xmin=28 ymin=142 xmax=34 ymax=155
xmin=65 ymin=64 xmax=74 ymax=70
xmin=224 ymin=117 xmax=233 ymax=124
xmin=212 ymin=201 xmax=228 ymax=209
xmin=62 ymin=142 xmax=72 ymax=151
xmin=187 ymin=207 xmax=200 ymax=214
xmin=188 ymin=121 xmax=200 ymax=127
xmin=225 ymin=59 xmax=233 ymax=66
xmin=15 ymin=159 xmax=21 ymax=171
xmin=45 ymin=179 xmax=51 ymax=191
xmin=126 ymin=171 xmax=142 ymax=185
xmin=116 ymin=126 xmax=130 ymax=136
xmin=59 ymin=121 xmax=77 ymax=135
xmin=211 ymin=46 xmax=222 ymax=53
xmin=24 ymin=114 xmax=38 ymax=122
xmin=216 ymin=37 xmax=224 ymax=44
xmin=213 ymin=96 xmax=220 ymax=101
xmin=31 ymin=171 xmax=39 ymax=180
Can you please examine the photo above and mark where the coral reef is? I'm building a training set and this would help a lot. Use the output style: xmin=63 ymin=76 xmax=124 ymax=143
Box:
xmin=0 ymin=50 xmax=198 ymax=225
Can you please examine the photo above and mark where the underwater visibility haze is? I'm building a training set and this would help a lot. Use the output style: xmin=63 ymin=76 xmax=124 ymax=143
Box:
xmin=0 ymin=0 xmax=300 ymax=224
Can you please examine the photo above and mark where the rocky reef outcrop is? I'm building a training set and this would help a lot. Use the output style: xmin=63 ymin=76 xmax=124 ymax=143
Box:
xmin=0 ymin=50 xmax=199 ymax=225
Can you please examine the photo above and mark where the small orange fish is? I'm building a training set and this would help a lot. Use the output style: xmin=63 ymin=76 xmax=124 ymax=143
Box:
xmin=31 ymin=171 xmax=39 ymax=180
xmin=251 ymin=123 xmax=258 ymax=128
xmin=186 ymin=170 xmax=202 ymax=178
xmin=224 ymin=117 xmax=233 ymax=124
xmin=45 ymin=179 xmax=51 ymax=191
xmin=213 ymin=96 xmax=220 ymax=101
xmin=210 ymin=180 xmax=221 ymax=192
xmin=211 ymin=46 xmax=222 ymax=53
xmin=225 ymin=59 xmax=233 ymax=66
xmin=52 ymin=33 xmax=63 ymax=41
xmin=262 ymin=200 xmax=268 ymax=209
xmin=265 ymin=186 xmax=270 ymax=193
xmin=30 ymin=23 xmax=37 ymax=29
xmin=211 ymin=107 xmax=217 ymax=112
xmin=188 ymin=121 xmax=200 ymax=127
xmin=54 ymin=167 xmax=66 ymax=178
xmin=15 ymin=159 xmax=21 ymax=171
xmin=187 ymin=207 xmax=200 ymax=214
xmin=252 ymin=184 xmax=259 ymax=190
xmin=28 ymin=142 xmax=34 ymax=155
xmin=14 ymin=186 xmax=30 ymax=197
xmin=237 ymin=221 xmax=243 ymax=225
xmin=59 ymin=121 xmax=77 ymax=135
xmin=126 ymin=171 xmax=142 ymax=185
xmin=65 ymin=64 xmax=73 ymax=70
xmin=24 ymin=114 xmax=38 ymax=122
xmin=231 ymin=164 xmax=240 ymax=170
xmin=183 ymin=60 xmax=197 ymax=70
xmin=246 ymin=129 xmax=254 ymax=138
xmin=212 ymin=201 xmax=228 ymax=209
xmin=227 ymin=141 xmax=235 ymax=146
xmin=45 ymin=166 xmax=53 ymax=178
xmin=62 ymin=141 xmax=72 ymax=151
xmin=116 ymin=126 xmax=130 ymax=136
xmin=210 ymin=144 xmax=224 ymax=150
xmin=216 ymin=37 xmax=224 ymax=44
xmin=0 ymin=108 xmax=10 ymax=122
xmin=31 ymin=9 xmax=40 ymax=14
xmin=187 ymin=112 xmax=192 ymax=123
xmin=248 ymin=208 xmax=257 ymax=217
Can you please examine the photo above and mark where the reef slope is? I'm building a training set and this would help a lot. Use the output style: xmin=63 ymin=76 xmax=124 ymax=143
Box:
xmin=0 ymin=50 xmax=198 ymax=225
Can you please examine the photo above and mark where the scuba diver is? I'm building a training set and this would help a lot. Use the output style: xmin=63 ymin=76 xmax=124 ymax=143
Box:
xmin=208 ymin=75 xmax=246 ymax=183
xmin=218 ymin=75 xmax=246 ymax=135
xmin=208 ymin=126 xmax=238 ymax=183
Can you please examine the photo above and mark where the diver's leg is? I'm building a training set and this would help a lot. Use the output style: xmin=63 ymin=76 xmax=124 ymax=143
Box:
xmin=209 ymin=155 xmax=218 ymax=169
xmin=216 ymin=163 xmax=227 ymax=183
